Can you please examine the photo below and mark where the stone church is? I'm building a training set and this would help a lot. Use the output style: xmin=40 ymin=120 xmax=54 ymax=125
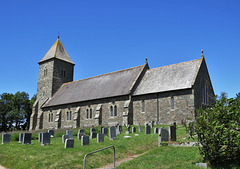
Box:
xmin=30 ymin=38 xmax=214 ymax=130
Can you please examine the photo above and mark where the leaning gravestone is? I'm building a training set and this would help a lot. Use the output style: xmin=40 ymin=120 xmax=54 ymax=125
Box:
xmin=81 ymin=136 xmax=89 ymax=146
xmin=65 ymin=139 xmax=74 ymax=148
xmin=169 ymin=125 xmax=176 ymax=141
xmin=66 ymin=130 xmax=73 ymax=138
xmin=102 ymin=127 xmax=108 ymax=136
xmin=62 ymin=135 xmax=69 ymax=143
xmin=2 ymin=134 xmax=11 ymax=144
xmin=97 ymin=133 xmax=104 ymax=143
xmin=154 ymin=127 xmax=159 ymax=134
xmin=139 ymin=126 xmax=143 ymax=132
xmin=90 ymin=132 xmax=97 ymax=139
xmin=39 ymin=132 xmax=43 ymax=143
xmin=160 ymin=127 xmax=169 ymax=141
xmin=132 ymin=127 xmax=136 ymax=133
xmin=145 ymin=126 xmax=151 ymax=134
xmin=41 ymin=132 xmax=51 ymax=146
xmin=48 ymin=130 xmax=54 ymax=137
xmin=109 ymin=126 xmax=116 ymax=140
xmin=22 ymin=133 xmax=32 ymax=145
xmin=19 ymin=133 xmax=24 ymax=143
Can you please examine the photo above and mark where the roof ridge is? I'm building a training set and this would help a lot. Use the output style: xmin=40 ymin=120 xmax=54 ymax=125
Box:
xmin=64 ymin=64 xmax=145 ymax=85
xmin=147 ymin=58 xmax=202 ymax=71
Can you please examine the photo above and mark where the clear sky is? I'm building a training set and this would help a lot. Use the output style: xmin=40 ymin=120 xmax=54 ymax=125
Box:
xmin=0 ymin=0 xmax=239 ymax=99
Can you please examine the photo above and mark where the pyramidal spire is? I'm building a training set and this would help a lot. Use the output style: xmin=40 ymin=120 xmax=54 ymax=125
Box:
xmin=39 ymin=38 xmax=75 ymax=65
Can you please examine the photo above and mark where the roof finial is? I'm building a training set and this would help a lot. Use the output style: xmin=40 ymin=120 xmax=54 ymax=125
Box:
xmin=201 ymin=49 xmax=204 ymax=57
xmin=145 ymin=58 xmax=148 ymax=63
xmin=58 ymin=32 xmax=60 ymax=39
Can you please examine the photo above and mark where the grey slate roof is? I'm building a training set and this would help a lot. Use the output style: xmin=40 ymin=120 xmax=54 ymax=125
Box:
xmin=133 ymin=58 xmax=202 ymax=96
xmin=39 ymin=39 xmax=75 ymax=65
xmin=43 ymin=64 xmax=145 ymax=107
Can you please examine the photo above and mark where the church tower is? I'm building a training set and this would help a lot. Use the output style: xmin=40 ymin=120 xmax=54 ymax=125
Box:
xmin=30 ymin=37 xmax=75 ymax=130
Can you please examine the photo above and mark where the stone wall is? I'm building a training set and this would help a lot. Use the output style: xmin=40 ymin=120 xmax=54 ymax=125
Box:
xmin=132 ymin=89 xmax=195 ymax=125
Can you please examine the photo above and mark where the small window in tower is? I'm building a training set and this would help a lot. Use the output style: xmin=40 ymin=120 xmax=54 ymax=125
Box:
xmin=69 ymin=111 xmax=72 ymax=120
xmin=61 ymin=70 xmax=66 ymax=77
xmin=171 ymin=96 xmax=174 ymax=109
xmin=49 ymin=113 xmax=51 ymax=122
xmin=44 ymin=69 xmax=47 ymax=77
xmin=51 ymin=113 xmax=53 ymax=122
xmin=142 ymin=100 xmax=145 ymax=112
xmin=67 ymin=111 xmax=69 ymax=120
xmin=114 ymin=105 xmax=117 ymax=116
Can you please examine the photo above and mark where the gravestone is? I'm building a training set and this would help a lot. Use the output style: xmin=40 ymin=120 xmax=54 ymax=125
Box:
xmin=90 ymin=132 xmax=97 ymax=139
xmin=39 ymin=132 xmax=43 ymax=143
xmin=81 ymin=136 xmax=89 ymax=146
xmin=2 ymin=134 xmax=10 ymax=144
xmin=48 ymin=130 xmax=54 ymax=137
xmin=97 ymin=133 xmax=104 ymax=143
xmin=19 ymin=133 xmax=24 ymax=143
xmin=101 ymin=127 xmax=108 ymax=136
xmin=117 ymin=125 xmax=122 ymax=132
xmin=66 ymin=130 xmax=73 ymax=138
xmin=41 ymin=132 xmax=51 ymax=146
xmin=109 ymin=126 xmax=116 ymax=140
xmin=160 ymin=127 xmax=169 ymax=141
xmin=132 ymin=127 xmax=136 ymax=133
xmin=78 ymin=129 xmax=85 ymax=140
xmin=127 ymin=126 xmax=131 ymax=132
xmin=139 ymin=126 xmax=143 ymax=132
xmin=145 ymin=126 xmax=151 ymax=134
xmin=65 ymin=139 xmax=74 ymax=148
xmin=79 ymin=129 xmax=84 ymax=134
xmin=169 ymin=126 xmax=176 ymax=141
xmin=150 ymin=121 xmax=154 ymax=128
xmin=154 ymin=127 xmax=159 ymax=134
xmin=173 ymin=122 xmax=176 ymax=128
xmin=62 ymin=135 xmax=69 ymax=143
xmin=22 ymin=133 xmax=32 ymax=145
xmin=116 ymin=128 xmax=120 ymax=135
xmin=90 ymin=128 xmax=96 ymax=134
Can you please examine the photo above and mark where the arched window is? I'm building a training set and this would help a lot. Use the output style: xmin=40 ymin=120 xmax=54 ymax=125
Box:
xmin=69 ymin=111 xmax=72 ymax=120
xmin=49 ymin=113 xmax=51 ymax=122
xmin=67 ymin=111 xmax=69 ymax=120
xmin=110 ymin=106 xmax=113 ymax=116
xmin=142 ymin=100 xmax=145 ymax=112
xmin=51 ymin=113 xmax=53 ymax=122
xmin=86 ymin=109 xmax=89 ymax=119
xmin=90 ymin=109 xmax=92 ymax=118
xmin=171 ymin=96 xmax=174 ymax=109
xmin=44 ymin=69 xmax=47 ymax=76
xmin=114 ymin=105 xmax=117 ymax=116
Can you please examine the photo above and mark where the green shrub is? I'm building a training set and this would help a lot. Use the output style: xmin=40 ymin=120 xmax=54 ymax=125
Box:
xmin=185 ymin=97 xmax=240 ymax=167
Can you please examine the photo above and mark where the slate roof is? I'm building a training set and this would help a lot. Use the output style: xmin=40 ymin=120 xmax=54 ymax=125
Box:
xmin=133 ymin=58 xmax=203 ymax=96
xmin=43 ymin=64 xmax=146 ymax=107
xmin=39 ymin=39 xmax=75 ymax=65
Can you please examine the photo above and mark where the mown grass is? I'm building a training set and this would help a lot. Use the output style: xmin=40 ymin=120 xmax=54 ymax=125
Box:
xmin=0 ymin=125 xmax=199 ymax=169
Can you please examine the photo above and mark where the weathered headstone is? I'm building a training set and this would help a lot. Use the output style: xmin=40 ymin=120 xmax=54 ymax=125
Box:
xmin=66 ymin=130 xmax=73 ymax=138
xmin=2 ymin=134 xmax=10 ymax=144
xmin=41 ymin=132 xmax=51 ymax=146
xmin=90 ymin=132 xmax=97 ymax=139
xmin=22 ymin=133 xmax=32 ymax=144
xmin=145 ymin=126 xmax=151 ymax=134
xmin=139 ymin=126 xmax=143 ymax=132
xmin=127 ymin=126 xmax=131 ymax=132
xmin=150 ymin=121 xmax=154 ymax=128
xmin=48 ymin=130 xmax=54 ymax=137
xmin=81 ymin=136 xmax=89 ymax=146
xmin=97 ymin=133 xmax=104 ymax=143
xmin=154 ymin=127 xmax=159 ymax=134
xmin=101 ymin=127 xmax=108 ymax=136
xmin=65 ymin=139 xmax=74 ymax=148
xmin=62 ymin=135 xmax=69 ymax=143
xmin=160 ymin=127 xmax=169 ymax=141
xmin=117 ymin=125 xmax=122 ymax=132
xmin=168 ymin=125 xmax=176 ymax=141
xmin=173 ymin=122 xmax=176 ymax=128
xmin=132 ymin=127 xmax=136 ymax=133
xmin=19 ymin=133 xmax=24 ymax=143
xmin=39 ymin=132 xmax=43 ymax=143
xmin=90 ymin=128 xmax=96 ymax=134
xmin=109 ymin=126 xmax=116 ymax=140
xmin=78 ymin=129 xmax=85 ymax=140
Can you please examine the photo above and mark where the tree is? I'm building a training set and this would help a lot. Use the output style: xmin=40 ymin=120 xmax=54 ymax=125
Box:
xmin=185 ymin=94 xmax=240 ymax=167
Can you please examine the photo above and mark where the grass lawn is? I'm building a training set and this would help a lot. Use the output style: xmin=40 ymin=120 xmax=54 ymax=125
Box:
xmin=0 ymin=125 xmax=201 ymax=169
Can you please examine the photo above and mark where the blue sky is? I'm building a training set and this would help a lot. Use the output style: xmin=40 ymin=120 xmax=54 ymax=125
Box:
xmin=0 ymin=0 xmax=239 ymax=99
